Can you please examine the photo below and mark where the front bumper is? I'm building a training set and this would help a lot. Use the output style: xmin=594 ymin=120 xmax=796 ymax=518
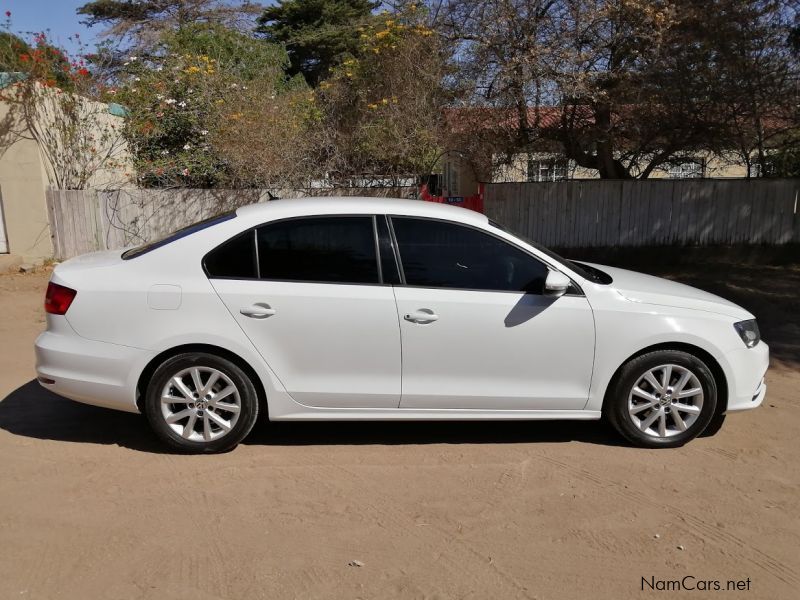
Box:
xmin=723 ymin=341 xmax=769 ymax=412
xmin=35 ymin=327 xmax=154 ymax=413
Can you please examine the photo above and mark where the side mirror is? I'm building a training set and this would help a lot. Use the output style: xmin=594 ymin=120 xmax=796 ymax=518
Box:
xmin=544 ymin=270 xmax=570 ymax=297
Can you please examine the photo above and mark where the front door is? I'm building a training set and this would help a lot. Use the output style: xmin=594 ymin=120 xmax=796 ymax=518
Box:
xmin=210 ymin=215 xmax=401 ymax=409
xmin=390 ymin=217 xmax=595 ymax=410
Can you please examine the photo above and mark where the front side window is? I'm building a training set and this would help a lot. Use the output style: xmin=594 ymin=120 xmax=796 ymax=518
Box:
xmin=257 ymin=216 xmax=379 ymax=284
xmin=391 ymin=217 xmax=549 ymax=293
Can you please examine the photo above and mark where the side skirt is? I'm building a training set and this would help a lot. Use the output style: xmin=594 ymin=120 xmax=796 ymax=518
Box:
xmin=271 ymin=409 xmax=602 ymax=421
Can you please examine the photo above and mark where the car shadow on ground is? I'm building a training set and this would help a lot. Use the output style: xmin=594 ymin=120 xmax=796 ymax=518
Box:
xmin=0 ymin=380 xmax=628 ymax=452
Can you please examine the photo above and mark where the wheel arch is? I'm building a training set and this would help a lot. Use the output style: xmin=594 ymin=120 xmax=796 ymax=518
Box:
xmin=601 ymin=342 xmax=728 ymax=417
xmin=136 ymin=343 xmax=268 ymax=417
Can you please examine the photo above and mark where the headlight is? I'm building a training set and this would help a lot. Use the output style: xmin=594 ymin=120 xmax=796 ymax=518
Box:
xmin=734 ymin=319 xmax=760 ymax=348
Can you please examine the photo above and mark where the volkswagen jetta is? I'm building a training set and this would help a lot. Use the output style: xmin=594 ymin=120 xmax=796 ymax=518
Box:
xmin=35 ymin=198 xmax=768 ymax=453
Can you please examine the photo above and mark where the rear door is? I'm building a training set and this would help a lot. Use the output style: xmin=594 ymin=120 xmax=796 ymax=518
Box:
xmin=209 ymin=215 xmax=402 ymax=409
xmin=390 ymin=216 xmax=595 ymax=410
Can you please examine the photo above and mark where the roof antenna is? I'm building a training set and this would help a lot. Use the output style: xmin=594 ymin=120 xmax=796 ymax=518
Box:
xmin=266 ymin=191 xmax=281 ymax=201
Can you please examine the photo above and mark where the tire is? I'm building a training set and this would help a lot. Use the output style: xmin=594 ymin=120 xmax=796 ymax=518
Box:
xmin=605 ymin=350 xmax=717 ymax=448
xmin=699 ymin=411 xmax=726 ymax=438
xmin=144 ymin=352 xmax=259 ymax=454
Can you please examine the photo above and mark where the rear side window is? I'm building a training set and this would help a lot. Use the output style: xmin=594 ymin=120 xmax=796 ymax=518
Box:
xmin=257 ymin=216 xmax=379 ymax=284
xmin=204 ymin=230 xmax=257 ymax=278
xmin=391 ymin=217 xmax=549 ymax=293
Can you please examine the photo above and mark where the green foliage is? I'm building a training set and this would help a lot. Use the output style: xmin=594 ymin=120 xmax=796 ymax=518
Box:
xmin=256 ymin=0 xmax=378 ymax=86
xmin=77 ymin=0 xmax=157 ymax=25
xmin=766 ymin=144 xmax=800 ymax=177
xmin=111 ymin=25 xmax=315 ymax=187
xmin=0 ymin=31 xmax=32 ymax=71
xmin=317 ymin=7 xmax=447 ymax=179
xmin=167 ymin=23 xmax=292 ymax=84
xmin=0 ymin=30 xmax=77 ymax=91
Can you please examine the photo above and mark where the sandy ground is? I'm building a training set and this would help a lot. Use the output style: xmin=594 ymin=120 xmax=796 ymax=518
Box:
xmin=0 ymin=260 xmax=798 ymax=600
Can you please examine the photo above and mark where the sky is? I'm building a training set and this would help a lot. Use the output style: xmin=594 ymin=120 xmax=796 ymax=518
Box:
xmin=1 ymin=0 xmax=277 ymax=58
xmin=2 ymin=0 xmax=98 ymax=55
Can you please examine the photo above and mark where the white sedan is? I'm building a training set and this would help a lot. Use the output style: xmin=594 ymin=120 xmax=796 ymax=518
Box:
xmin=35 ymin=197 xmax=768 ymax=453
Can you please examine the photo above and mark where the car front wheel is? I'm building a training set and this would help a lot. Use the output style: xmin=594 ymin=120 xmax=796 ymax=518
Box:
xmin=606 ymin=350 xmax=718 ymax=448
xmin=144 ymin=352 xmax=259 ymax=453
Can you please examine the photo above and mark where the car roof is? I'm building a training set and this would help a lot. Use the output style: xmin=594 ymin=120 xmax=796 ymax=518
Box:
xmin=235 ymin=196 xmax=489 ymax=227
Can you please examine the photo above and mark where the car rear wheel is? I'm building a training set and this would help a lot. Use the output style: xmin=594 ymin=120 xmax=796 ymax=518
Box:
xmin=144 ymin=352 xmax=259 ymax=453
xmin=606 ymin=350 xmax=718 ymax=448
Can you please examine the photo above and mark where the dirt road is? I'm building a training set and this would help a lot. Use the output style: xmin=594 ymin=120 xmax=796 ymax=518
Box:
xmin=1 ymin=264 xmax=798 ymax=599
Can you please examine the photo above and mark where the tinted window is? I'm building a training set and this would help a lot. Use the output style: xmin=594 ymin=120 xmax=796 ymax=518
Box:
xmin=392 ymin=217 xmax=549 ymax=293
xmin=257 ymin=217 xmax=379 ymax=284
xmin=377 ymin=215 xmax=401 ymax=284
xmin=204 ymin=230 xmax=257 ymax=278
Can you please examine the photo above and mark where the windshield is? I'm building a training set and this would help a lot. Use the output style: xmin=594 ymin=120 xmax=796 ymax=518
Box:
xmin=122 ymin=211 xmax=236 ymax=260
xmin=488 ymin=220 xmax=612 ymax=285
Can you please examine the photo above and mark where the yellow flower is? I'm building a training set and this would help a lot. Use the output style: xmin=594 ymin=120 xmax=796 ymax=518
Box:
xmin=367 ymin=103 xmax=378 ymax=110
xmin=375 ymin=30 xmax=390 ymax=39
xmin=381 ymin=98 xmax=388 ymax=105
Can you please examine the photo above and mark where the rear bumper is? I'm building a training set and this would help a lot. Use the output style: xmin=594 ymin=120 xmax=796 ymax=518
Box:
xmin=35 ymin=328 xmax=154 ymax=413
xmin=724 ymin=341 xmax=769 ymax=412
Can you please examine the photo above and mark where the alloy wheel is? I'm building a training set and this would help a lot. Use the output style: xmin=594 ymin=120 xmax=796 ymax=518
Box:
xmin=627 ymin=363 xmax=704 ymax=438
xmin=160 ymin=366 xmax=242 ymax=442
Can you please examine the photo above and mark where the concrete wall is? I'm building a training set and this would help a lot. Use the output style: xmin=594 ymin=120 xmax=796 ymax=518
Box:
xmin=0 ymin=102 xmax=53 ymax=261
xmin=0 ymin=89 xmax=132 ymax=263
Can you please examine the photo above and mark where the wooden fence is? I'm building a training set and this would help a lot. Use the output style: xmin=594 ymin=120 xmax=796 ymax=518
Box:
xmin=46 ymin=180 xmax=800 ymax=259
xmin=45 ymin=187 xmax=416 ymax=260
xmin=484 ymin=179 xmax=800 ymax=248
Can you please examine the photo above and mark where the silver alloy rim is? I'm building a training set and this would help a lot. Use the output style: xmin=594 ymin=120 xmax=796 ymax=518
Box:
xmin=160 ymin=366 xmax=241 ymax=442
xmin=627 ymin=364 xmax=704 ymax=438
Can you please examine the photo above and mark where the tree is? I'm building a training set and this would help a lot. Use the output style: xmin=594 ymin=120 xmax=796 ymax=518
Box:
xmin=439 ymin=0 xmax=799 ymax=179
xmin=714 ymin=1 xmax=799 ymax=177
xmin=77 ymin=0 xmax=262 ymax=54
xmin=110 ymin=23 xmax=318 ymax=187
xmin=0 ymin=31 xmax=76 ymax=90
xmin=0 ymin=21 xmax=128 ymax=189
xmin=315 ymin=6 xmax=449 ymax=182
xmin=256 ymin=0 xmax=378 ymax=86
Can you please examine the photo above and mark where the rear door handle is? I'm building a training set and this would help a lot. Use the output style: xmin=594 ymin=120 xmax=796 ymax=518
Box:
xmin=404 ymin=309 xmax=439 ymax=324
xmin=240 ymin=303 xmax=276 ymax=319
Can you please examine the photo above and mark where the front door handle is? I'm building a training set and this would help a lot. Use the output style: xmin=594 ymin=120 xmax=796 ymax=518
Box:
xmin=404 ymin=309 xmax=439 ymax=324
xmin=240 ymin=303 xmax=276 ymax=319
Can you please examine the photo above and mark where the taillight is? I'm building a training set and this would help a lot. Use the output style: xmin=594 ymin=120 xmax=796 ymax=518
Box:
xmin=44 ymin=282 xmax=77 ymax=315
